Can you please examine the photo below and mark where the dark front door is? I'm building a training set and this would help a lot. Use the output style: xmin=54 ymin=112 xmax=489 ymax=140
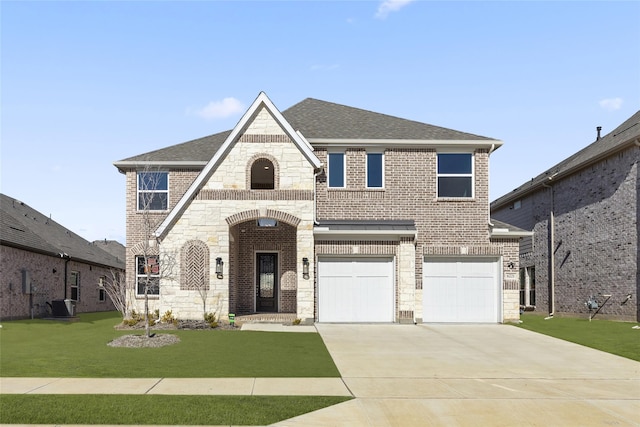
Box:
xmin=256 ymin=253 xmax=278 ymax=312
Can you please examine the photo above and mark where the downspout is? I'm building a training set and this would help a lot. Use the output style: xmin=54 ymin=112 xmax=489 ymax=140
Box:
xmin=313 ymin=167 xmax=323 ymax=225
xmin=60 ymin=253 xmax=70 ymax=299
xmin=487 ymin=144 xmax=496 ymax=227
xmin=542 ymin=177 xmax=556 ymax=319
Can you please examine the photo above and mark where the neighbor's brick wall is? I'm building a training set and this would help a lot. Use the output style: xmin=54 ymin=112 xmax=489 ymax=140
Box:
xmin=492 ymin=145 xmax=638 ymax=321
xmin=0 ymin=245 xmax=116 ymax=320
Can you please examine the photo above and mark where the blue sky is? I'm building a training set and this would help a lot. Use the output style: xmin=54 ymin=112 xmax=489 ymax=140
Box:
xmin=2 ymin=1 xmax=639 ymax=244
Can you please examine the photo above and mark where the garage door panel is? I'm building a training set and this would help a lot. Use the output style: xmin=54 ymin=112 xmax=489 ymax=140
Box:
xmin=318 ymin=258 xmax=394 ymax=323
xmin=423 ymin=258 xmax=500 ymax=323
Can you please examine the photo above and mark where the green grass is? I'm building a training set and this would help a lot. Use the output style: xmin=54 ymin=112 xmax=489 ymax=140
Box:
xmin=516 ymin=314 xmax=640 ymax=362
xmin=0 ymin=311 xmax=340 ymax=378
xmin=0 ymin=394 xmax=352 ymax=425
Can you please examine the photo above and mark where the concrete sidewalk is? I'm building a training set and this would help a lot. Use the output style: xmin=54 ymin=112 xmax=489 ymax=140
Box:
xmin=0 ymin=377 xmax=351 ymax=396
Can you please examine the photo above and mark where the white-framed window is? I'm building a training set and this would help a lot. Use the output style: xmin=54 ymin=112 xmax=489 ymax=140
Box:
xmin=366 ymin=152 xmax=384 ymax=188
xmin=328 ymin=152 xmax=345 ymax=188
xmin=98 ymin=275 xmax=106 ymax=302
xmin=519 ymin=266 xmax=536 ymax=307
xmin=70 ymin=271 xmax=80 ymax=301
xmin=136 ymin=255 xmax=160 ymax=296
xmin=437 ymin=153 xmax=474 ymax=198
xmin=137 ymin=172 xmax=168 ymax=211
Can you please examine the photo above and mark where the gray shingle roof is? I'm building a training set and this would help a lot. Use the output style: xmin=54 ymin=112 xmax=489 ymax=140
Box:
xmin=0 ymin=194 xmax=125 ymax=269
xmin=284 ymin=98 xmax=496 ymax=141
xmin=492 ymin=110 xmax=640 ymax=209
xmin=116 ymin=97 xmax=497 ymax=165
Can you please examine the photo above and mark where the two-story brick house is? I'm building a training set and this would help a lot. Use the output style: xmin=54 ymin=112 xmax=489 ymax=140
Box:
xmin=114 ymin=92 xmax=527 ymax=324
xmin=491 ymin=111 xmax=639 ymax=322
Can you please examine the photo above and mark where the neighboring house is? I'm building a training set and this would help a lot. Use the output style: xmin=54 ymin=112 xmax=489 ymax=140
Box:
xmin=114 ymin=92 xmax=528 ymax=324
xmin=491 ymin=112 xmax=639 ymax=322
xmin=0 ymin=193 xmax=125 ymax=320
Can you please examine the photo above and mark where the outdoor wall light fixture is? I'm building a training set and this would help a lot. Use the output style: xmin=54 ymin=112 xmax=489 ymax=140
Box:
xmin=216 ymin=257 xmax=223 ymax=279
xmin=302 ymin=257 xmax=310 ymax=280
xmin=507 ymin=262 xmax=515 ymax=269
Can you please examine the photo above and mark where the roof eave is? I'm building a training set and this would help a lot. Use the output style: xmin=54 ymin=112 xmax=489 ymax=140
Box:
xmin=113 ymin=160 xmax=208 ymax=173
xmin=308 ymin=138 xmax=503 ymax=150
xmin=492 ymin=136 xmax=640 ymax=210
xmin=489 ymin=230 xmax=534 ymax=239
xmin=313 ymin=228 xmax=418 ymax=242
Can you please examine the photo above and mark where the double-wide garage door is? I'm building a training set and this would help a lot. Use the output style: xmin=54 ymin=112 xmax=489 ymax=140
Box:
xmin=318 ymin=257 xmax=394 ymax=322
xmin=423 ymin=258 xmax=500 ymax=323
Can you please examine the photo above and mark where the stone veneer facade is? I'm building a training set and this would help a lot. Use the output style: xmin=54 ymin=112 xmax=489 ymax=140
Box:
xmin=124 ymin=105 xmax=520 ymax=323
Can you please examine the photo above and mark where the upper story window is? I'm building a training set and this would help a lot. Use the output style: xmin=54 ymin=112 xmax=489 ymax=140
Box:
xmin=366 ymin=152 xmax=384 ymax=188
xmin=137 ymin=172 xmax=168 ymax=211
xmin=250 ymin=159 xmax=275 ymax=189
xmin=328 ymin=152 xmax=345 ymax=188
xmin=437 ymin=153 xmax=473 ymax=198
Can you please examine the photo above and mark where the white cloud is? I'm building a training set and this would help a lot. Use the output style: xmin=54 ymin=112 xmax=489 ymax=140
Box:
xmin=599 ymin=97 xmax=623 ymax=111
xmin=192 ymin=97 xmax=245 ymax=120
xmin=375 ymin=0 xmax=415 ymax=19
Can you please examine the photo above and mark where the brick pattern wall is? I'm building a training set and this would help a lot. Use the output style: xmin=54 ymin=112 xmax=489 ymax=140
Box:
xmin=0 ymin=245 xmax=117 ymax=320
xmin=232 ymin=220 xmax=297 ymax=315
xmin=125 ymin=169 xmax=200 ymax=307
xmin=492 ymin=145 xmax=638 ymax=321
xmin=316 ymin=148 xmax=492 ymax=290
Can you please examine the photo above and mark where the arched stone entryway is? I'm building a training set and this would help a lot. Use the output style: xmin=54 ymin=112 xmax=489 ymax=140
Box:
xmin=227 ymin=210 xmax=299 ymax=315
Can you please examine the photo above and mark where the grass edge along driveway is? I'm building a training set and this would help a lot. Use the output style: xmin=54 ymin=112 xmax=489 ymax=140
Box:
xmin=0 ymin=311 xmax=349 ymax=425
xmin=0 ymin=311 xmax=341 ymax=377
xmin=0 ymin=395 xmax=353 ymax=426
xmin=516 ymin=313 xmax=640 ymax=362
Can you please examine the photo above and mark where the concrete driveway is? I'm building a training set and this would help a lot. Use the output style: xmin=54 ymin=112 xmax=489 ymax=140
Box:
xmin=275 ymin=324 xmax=640 ymax=427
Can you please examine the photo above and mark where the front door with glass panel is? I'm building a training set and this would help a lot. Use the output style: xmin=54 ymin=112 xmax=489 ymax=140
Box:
xmin=256 ymin=253 xmax=278 ymax=312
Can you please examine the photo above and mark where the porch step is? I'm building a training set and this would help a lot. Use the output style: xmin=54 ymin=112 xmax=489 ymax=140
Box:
xmin=234 ymin=313 xmax=298 ymax=324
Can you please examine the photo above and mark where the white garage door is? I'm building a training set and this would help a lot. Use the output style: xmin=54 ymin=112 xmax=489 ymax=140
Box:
xmin=318 ymin=257 xmax=394 ymax=322
xmin=423 ymin=258 xmax=500 ymax=323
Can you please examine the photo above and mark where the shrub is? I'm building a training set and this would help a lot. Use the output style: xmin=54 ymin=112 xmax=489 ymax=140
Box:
xmin=204 ymin=313 xmax=218 ymax=328
xmin=161 ymin=310 xmax=177 ymax=325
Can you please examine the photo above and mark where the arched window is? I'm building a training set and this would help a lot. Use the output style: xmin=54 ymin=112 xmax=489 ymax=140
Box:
xmin=251 ymin=158 xmax=275 ymax=189
xmin=181 ymin=240 xmax=209 ymax=291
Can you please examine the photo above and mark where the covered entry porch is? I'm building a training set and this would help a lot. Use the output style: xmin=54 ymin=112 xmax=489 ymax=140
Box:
xmin=226 ymin=209 xmax=313 ymax=318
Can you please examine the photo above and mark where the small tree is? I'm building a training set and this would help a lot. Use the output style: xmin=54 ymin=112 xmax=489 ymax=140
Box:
xmin=103 ymin=269 xmax=129 ymax=319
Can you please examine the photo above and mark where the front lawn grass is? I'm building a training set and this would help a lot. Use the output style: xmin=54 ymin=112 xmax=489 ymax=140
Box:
xmin=516 ymin=314 xmax=640 ymax=362
xmin=0 ymin=311 xmax=340 ymax=378
xmin=0 ymin=394 xmax=352 ymax=425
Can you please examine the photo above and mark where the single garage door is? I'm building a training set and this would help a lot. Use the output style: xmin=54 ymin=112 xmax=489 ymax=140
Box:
xmin=423 ymin=258 xmax=500 ymax=323
xmin=318 ymin=257 xmax=394 ymax=322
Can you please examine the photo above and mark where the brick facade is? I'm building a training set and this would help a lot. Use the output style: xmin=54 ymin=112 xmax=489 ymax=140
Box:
xmin=0 ymin=245 xmax=116 ymax=320
xmin=122 ymin=100 xmax=517 ymax=323
xmin=492 ymin=144 xmax=638 ymax=321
